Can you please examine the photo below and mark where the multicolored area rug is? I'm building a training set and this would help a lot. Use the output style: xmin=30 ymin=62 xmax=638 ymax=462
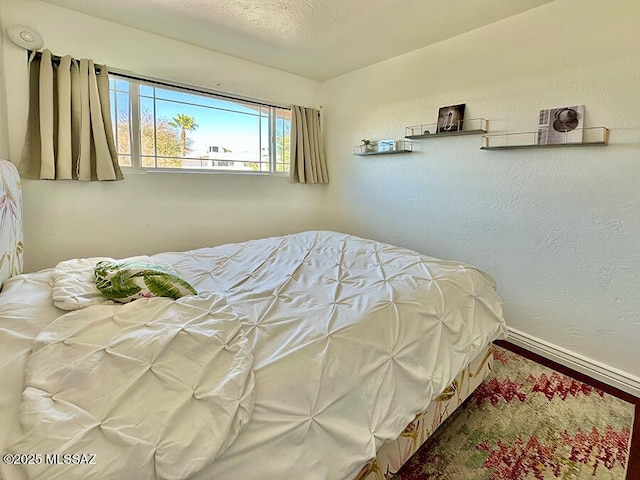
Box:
xmin=394 ymin=345 xmax=634 ymax=479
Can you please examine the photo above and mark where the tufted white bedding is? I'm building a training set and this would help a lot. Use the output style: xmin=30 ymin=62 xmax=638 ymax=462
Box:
xmin=0 ymin=231 xmax=507 ymax=479
xmin=2 ymin=294 xmax=255 ymax=480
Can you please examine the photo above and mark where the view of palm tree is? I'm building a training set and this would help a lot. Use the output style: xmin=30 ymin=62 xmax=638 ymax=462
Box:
xmin=169 ymin=113 xmax=199 ymax=157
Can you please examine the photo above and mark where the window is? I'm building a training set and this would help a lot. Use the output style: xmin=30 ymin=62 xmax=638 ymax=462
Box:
xmin=109 ymin=74 xmax=291 ymax=174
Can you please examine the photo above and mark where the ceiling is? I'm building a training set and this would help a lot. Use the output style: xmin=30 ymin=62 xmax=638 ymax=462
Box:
xmin=40 ymin=0 xmax=554 ymax=81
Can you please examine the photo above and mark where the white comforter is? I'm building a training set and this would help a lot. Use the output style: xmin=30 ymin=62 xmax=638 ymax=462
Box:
xmin=3 ymin=294 xmax=254 ymax=480
xmin=0 ymin=231 xmax=507 ymax=480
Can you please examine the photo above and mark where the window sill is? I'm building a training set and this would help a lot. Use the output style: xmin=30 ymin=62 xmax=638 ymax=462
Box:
xmin=120 ymin=167 xmax=289 ymax=177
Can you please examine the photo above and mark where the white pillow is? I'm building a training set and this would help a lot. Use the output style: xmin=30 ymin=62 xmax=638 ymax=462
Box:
xmin=51 ymin=256 xmax=174 ymax=311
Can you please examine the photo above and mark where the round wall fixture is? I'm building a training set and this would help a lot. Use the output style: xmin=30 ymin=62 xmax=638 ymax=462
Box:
xmin=7 ymin=25 xmax=44 ymax=50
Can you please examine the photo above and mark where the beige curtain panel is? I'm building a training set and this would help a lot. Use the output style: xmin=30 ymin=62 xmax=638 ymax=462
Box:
xmin=289 ymin=105 xmax=328 ymax=184
xmin=19 ymin=50 xmax=123 ymax=181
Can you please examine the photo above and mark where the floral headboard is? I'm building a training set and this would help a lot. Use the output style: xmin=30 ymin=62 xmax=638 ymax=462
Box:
xmin=0 ymin=160 xmax=23 ymax=289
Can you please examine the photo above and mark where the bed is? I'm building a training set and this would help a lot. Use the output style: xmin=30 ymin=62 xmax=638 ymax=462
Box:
xmin=0 ymin=158 xmax=507 ymax=480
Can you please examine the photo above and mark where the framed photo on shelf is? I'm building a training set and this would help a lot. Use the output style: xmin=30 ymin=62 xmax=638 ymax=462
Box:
xmin=537 ymin=105 xmax=584 ymax=145
xmin=437 ymin=104 xmax=466 ymax=133
xmin=377 ymin=139 xmax=395 ymax=153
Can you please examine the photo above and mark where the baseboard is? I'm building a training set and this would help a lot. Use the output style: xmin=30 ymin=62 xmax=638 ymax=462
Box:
xmin=505 ymin=327 xmax=640 ymax=399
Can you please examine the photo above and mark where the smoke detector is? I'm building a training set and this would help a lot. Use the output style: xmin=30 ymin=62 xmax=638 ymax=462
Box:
xmin=7 ymin=25 xmax=44 ymax=50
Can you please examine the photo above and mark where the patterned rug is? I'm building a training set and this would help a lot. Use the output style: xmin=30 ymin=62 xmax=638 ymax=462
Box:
xmin=394 ymin=345 xmax=635 ymax=479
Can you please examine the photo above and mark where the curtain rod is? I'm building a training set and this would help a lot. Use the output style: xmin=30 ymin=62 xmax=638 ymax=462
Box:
xmin=109 ymin=69 xmax=289 ymax=110
xmin=29 ymin=50 xmax=290 ymax=110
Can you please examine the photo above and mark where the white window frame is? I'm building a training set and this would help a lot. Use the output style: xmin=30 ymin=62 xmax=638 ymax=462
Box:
xmin=109 ymin=72 xmax=291 ymax=176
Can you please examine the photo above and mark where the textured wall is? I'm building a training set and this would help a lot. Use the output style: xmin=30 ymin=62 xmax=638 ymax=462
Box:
xmin=322 ymin=0 xmax=640 ymax=380
xmin=1 ymin=0 xmax=327 ymax=272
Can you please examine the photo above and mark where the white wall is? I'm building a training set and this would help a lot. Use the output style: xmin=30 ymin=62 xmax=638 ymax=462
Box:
xmin=1 ymin=0 xmax=327 ymax=271
xmin=322 ymin=0 xmax=640 ymax=381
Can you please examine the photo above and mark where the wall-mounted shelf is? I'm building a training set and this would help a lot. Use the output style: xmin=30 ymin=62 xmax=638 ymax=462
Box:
xmin=354 ymin=140 xmax=413 ymax=156
xmin=481 ymin=127 xmax=609 ymax=150
xmin=405 ymin=118 xmax=488 ymax=139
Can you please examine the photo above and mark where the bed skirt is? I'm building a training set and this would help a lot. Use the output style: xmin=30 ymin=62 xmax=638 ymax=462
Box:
xmin=356 ymin=343 xmax=494 ymax=479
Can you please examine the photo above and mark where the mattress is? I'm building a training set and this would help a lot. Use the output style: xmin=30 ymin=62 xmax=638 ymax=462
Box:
xmin=357 ymin=343 xmax=494 ymax=479
xmin=0 ymin=231 xmax=507 ymax=479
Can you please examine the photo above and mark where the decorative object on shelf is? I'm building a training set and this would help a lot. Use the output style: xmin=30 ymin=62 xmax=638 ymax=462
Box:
xmin=354 ymin=140 xmax=412 ymax=156
xmin=360 ymin=139 xmax=375 ymax=153
xmin=481 ymin=127 xmax=609 ymax=150
xmin=437 ymin=104 xmax=466 ymax=133
xmin=405 ymin=118 xmax=488 ymax=139
xmin=537 ymin=105 xmax=585 ymax=145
